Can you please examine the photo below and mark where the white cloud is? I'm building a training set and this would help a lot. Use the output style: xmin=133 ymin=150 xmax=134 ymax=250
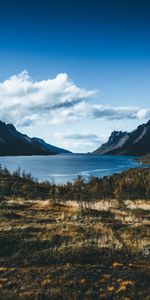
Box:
xmin=90 ymin=105 xmax=150 ymax=120
xmin=136 ymin=108 xmax=150 ymax=119
xmin=0 ymin=70 xmax=96 ymax=126
xmin=0 ymin=70 xmax=150 ymax=127
xmin=49 ymin=103 xmax=150 ymax=125
xmin=63 ymin=132 xmax=101 ymax=141
xmin=52 ymin=132 xmax=104 ymax=152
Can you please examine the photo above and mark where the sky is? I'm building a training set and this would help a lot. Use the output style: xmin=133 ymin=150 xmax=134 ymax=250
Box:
xmin=0 ymin=0 xmax=150 ymax=152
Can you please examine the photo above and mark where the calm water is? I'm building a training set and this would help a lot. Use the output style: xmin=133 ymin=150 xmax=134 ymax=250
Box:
xmin=0 ymin=154 xmax=140 ymax=184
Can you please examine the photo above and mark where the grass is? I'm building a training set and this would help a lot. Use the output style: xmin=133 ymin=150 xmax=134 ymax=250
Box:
xmin=0 ymin=197 xmax=150 ymax=299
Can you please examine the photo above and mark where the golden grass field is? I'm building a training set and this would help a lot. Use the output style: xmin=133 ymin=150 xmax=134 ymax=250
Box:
xmin=0 ymin=198 xmax=150 ymax=299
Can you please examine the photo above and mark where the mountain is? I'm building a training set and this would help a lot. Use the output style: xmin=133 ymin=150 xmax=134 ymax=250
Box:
xmin=31 ymin=138 xmax=70 ymax=154
xmin=93 ymin=120 xmax=150 ymax=156
xmin=0 ymin=121 xmax=70 ymax=156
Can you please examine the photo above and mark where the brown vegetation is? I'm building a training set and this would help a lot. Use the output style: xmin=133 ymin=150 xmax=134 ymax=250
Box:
xmin=138 ymin=153 xmax=150 ymax=164
xmin=0 ymin=197 xmax=149 ymax=299
xmin=1 ymin=165 xmax=150 ymax=202
xmin=0 ymin=166 xmax=150 ymax=299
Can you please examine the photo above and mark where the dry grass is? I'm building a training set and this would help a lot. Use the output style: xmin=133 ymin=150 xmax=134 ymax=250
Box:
xmin=0 ymin=198 xmax=150 ymax=299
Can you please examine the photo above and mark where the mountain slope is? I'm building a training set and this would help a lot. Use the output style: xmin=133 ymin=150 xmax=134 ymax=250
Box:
xmin=0 ymin=121 xmax=70 ymax=156
xmin=32 ymin=137 xmax=70 ymax=154
xmin=94 ymin=120 xmax=150 ymax=156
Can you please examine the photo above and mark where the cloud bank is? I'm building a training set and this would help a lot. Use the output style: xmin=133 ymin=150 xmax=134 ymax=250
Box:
xmin=49 ymin=103 xmax=150 ymax=125
xmin=53 ymin=132 xmax=103 ymax=152
xmin=0 ymin=70 xmax=95 ymax=126
xmin=0 ymin=71 xmax=150 ymax=127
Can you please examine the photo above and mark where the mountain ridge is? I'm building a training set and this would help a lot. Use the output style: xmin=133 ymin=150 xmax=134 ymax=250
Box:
xmin=93 ymin=119 xmax=150 ymax=156
xmin=0 ymin=121 xmax=70 ymax=156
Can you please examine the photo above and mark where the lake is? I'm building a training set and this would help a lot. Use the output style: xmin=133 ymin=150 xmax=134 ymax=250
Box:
xmin=0 ymin=154 xmax=140 ymax=184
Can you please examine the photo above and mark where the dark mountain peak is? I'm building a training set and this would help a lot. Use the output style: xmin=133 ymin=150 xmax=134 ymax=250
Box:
xmin=93 ymin=130 xmax=129 ymax=155
xmin=7 ymin=123 xmax=16 ymax=131
xmin=93 ymin=119 xmax=150 ymax=156
xmin=0 ymin=120 xmax=70 ymax=156
xmin=111 ymin=130 xmax=123 ymax=136
xmin=145 ymin=119 xmax=150 ymax=127
xmin=134 ymin=119 xmax=150 ymax=132
xmin=32 ymin=137 xmax=71 ymax=154
xmin=0 ymin=121 xmax=17 ymax=133
xmin=109 ymin=130 xmax=127 ymax=140
xmin=0 ymin=120 xmax=6 ymax=127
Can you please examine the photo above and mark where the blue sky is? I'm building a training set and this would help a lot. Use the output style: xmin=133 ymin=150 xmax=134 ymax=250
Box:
xmin=0 ymin=0 xmax=150 ymax=152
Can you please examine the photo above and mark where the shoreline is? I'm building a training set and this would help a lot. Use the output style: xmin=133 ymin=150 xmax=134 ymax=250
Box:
xmin=0 ymin=154 xmax=142 ymax=185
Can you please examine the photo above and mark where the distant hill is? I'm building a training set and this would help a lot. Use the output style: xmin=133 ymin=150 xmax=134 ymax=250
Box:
xmin=93 ymin=120 xmax=150 ymax=156
xmin=0 ymin=121 xmax=70 ymax=156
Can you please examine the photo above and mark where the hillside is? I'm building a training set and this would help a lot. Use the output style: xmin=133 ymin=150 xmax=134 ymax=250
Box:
xmin=0 ymin=121 xmax=70 ymax=156
xmin=94 ymin=119 xmax=150 ymax=156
